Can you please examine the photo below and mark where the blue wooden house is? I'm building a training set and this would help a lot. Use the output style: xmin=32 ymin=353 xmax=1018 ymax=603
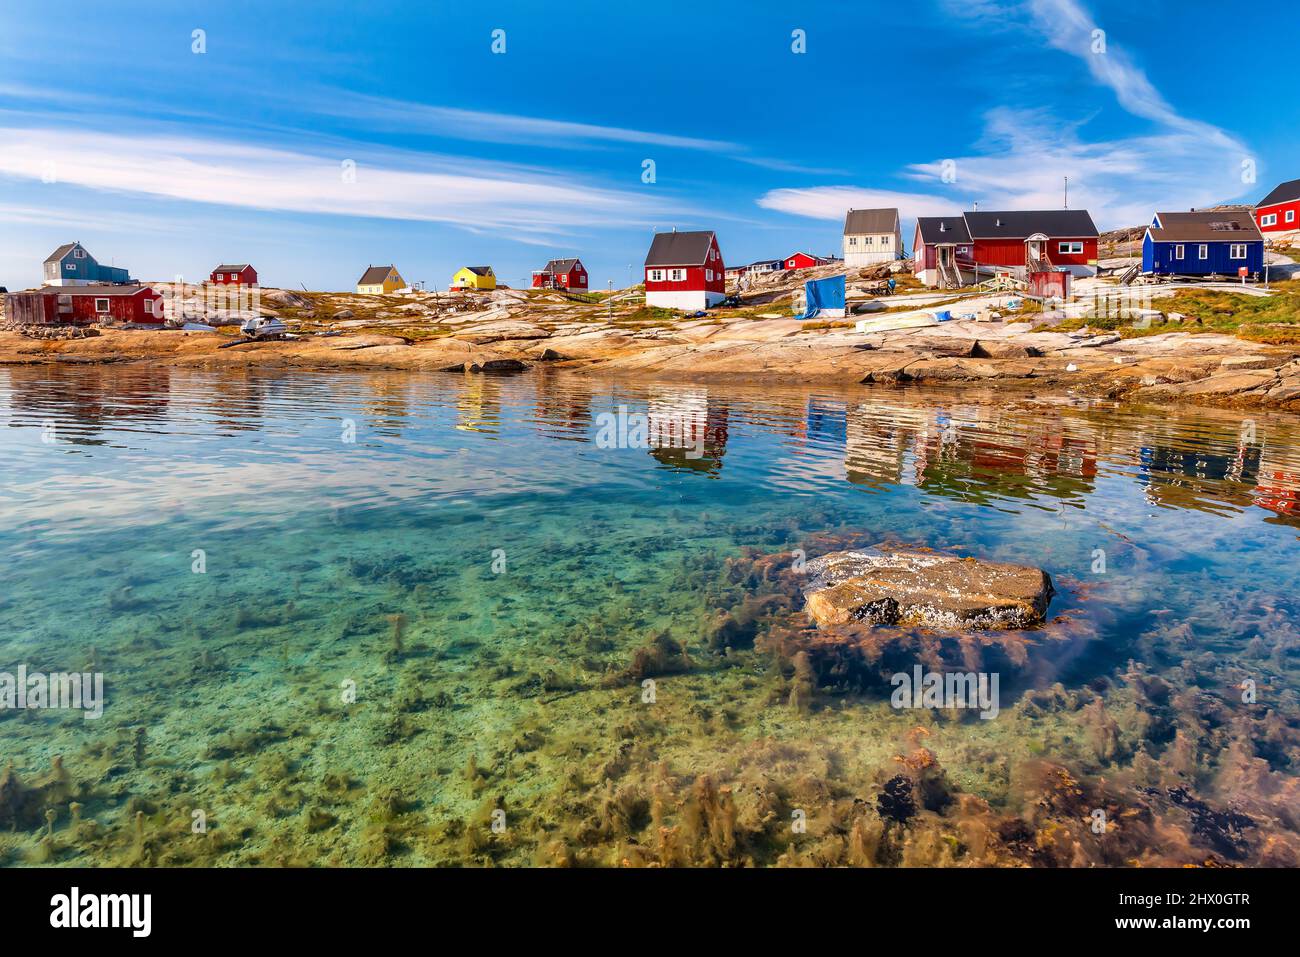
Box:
xmin=1142 ymin=211 xmax=1264 ymax=278
xmin=42 ymin=242 xmax=132 ymax=287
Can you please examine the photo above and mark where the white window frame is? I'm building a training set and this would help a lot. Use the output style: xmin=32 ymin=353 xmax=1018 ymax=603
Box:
xmin=1198 ymin=245 xmax=1208 ymax=259
xmin=74 ymin=247 xmax=85 ymax=259
xmin=1174 ymin=244 xmax=1184 ymax=260
xmin=848 ymin=236 xmax=857 ymax=246
xmin=1058 ymin=241 xmax=1084 ymax=255
xmin=65 ymin=262 xmax=76 ymax=271
xmin=94 ymin=298 xmax=110 ymax=313
xmin=1288 ymin=210 xmax=1296 ymax=223
xmin=1261 ymin=213 xmax=1277 ymax=226
xmin=648 ymin=269 xmax=665 ymax=282
xmin=705 ymin=269 xmax=713 ymax=281
xmin=669 ymin=268 xmax=686 ymax=282
xmin=1230 ymin=244 xmax=1247 ymax=260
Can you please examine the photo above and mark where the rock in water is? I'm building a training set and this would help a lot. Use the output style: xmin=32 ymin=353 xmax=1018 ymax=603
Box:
xmin=802 ymin=546 xmax=1053 ymax=630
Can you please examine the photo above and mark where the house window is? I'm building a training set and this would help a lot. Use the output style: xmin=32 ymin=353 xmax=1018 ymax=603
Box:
xmin=1058 ymin=241 xmax=1084 ymax=255
xmin=669 ymin=269 xmax=686 ymax=282
xmin=1198 ymin=245 xmax=1208 ymax=259
xmin=705 ymin=269 xmax=712 ymax=281
xmin=74 ymin=248 xmax=85 ymax=259
xmin=95 ymin=298 xmax=110 ymax=313
xmin=848 ymin=237 xmax=857 ymax=246
xmin=65 ymin=262 xmax=76 ymax=271
xmin=865 ymin=236 xmax=874 ymax=245
xmin=1174 ymin=245 xmax=1184 ymax=260
xmin=1289 ymin=211 xmax=1296 ymax=223
xmin=215 ymin=274 xmax=224 ymax=281
xmin=1261 ymin=214 xmax=1277 ymax=226
xmin=1230 ymin=244 xmax=1247 ymax=260
xmin=648 ymin=269 xmax=664 ymax=282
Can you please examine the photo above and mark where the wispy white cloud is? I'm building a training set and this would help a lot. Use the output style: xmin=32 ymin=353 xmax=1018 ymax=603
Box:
xmin=0 ymin=125 xmax=693 ymax=239
xmin=764 ymin=0 xmax=1254 ymax=230
xmin=757 ymin=186 xmax=956 ymax=221
xmin=305 ymin=90 xmax=741 ymax=153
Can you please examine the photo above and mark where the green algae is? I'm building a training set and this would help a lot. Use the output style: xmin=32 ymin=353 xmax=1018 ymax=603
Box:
xmin=0 ymin=365 xmax=1298 ymax=867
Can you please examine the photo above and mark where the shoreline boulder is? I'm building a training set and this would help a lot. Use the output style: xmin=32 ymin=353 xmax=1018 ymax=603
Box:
xmin=802 ymin=546 xmax=1054 ymax=631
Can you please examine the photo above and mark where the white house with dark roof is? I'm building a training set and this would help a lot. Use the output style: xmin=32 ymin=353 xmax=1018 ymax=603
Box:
xmin=843 ymin=208 xmax=903 ymax=267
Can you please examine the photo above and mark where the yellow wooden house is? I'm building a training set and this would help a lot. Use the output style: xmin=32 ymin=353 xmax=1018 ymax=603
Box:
xmin=356 ymin=264 xmax=405 ymax=295
xmin=451 ymin=265 xmax=496 ymax=291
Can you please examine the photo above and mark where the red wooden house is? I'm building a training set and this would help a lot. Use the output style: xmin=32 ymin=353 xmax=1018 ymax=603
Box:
xmin=5 ymin=285 xmax=165 ymax=326
xmin=531 ymin=258 xmax=588 ymax=291
xmin=1255 ymin=179 xmax=1300 ymax=234
xmin=783 ymin=251 xmax=833 ymax=270
xmin=643 ymin=230 xmax=725 ymax=310
xmin=209 ymin=263 xmax=258 ymax=285
xmin=914 ymin=209 xmax=1098 ymax=288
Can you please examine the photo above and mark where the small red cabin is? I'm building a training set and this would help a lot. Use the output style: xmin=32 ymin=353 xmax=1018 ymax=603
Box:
xmin=209 ymin=263 xmax=258 ymax=286
xmin=531 ymin=258 xmax=588 ymax=291
xmin=5 ymin=285 xmax=165 ymax=326
xmin=783 ymin=251 xmax=831 ymax=270
xmin=1255 ymin=179 xmax=1300 ymax=234
xmin=644 ymin=230 xmax=725 ymax=311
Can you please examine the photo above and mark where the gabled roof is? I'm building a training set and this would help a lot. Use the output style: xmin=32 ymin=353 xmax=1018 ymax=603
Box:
xmin=843 ymin=208 xmax=900 ymax=235
xmin=1258 ymin=178 xmax=1300 ymax=208
xmin=44 ymin=243 xmax=80 ymax=264
xmin=915 ymin=216 xmax=971 ymax=245
xmin=463 ymin=265 xmax=494 ymax=276
xmin=645 ymin=230 xmax=716 ymax=267
xmin=213 ymin=263 xmax=252 ymax=272
xmin=964 ymin=209 xmax=1098 ymax=239
xmin=357 ymin=265 xmax=398 ymax=285
xmin=1149 ymin=211 xmax=1263 ymax=243
xmin=540 ymin=258 xmax=581 ymax=274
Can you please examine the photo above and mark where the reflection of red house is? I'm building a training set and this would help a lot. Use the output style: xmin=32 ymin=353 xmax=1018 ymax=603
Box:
xmin=531 ymin=258 xmax=587 ymax=291
xmin=209 ymin=264 xmax=258 ymax=285
xmin=1255 ymin=469 xmax=1300 ymax=516
xmin=5 ymin=285 xmax=165 ymax=325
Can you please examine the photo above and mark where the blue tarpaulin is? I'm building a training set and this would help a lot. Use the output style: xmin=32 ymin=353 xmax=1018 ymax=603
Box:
xmin=799 ymin=275 xmax=846 ymax=320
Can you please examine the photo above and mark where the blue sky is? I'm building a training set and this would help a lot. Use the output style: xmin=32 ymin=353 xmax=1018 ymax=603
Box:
xmin=0 ymin=0 xmax=1293 ymax=291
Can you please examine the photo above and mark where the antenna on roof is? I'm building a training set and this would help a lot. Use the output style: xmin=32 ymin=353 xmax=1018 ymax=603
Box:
xmin=1064 ymin=176 xmax=1069 ymax=209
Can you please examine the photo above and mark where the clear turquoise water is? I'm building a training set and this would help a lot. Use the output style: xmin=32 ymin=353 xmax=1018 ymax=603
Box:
xmin=2 ymin=364 xmax=1298 ymax=867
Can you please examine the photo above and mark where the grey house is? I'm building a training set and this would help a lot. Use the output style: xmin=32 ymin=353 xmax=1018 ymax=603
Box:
xmin=42 ymin=242 xmax=132 ymax=287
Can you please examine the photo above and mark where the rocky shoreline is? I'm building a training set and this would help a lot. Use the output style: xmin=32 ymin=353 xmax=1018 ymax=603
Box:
xmin=3 ymin=319 xmax=1298 ymax=413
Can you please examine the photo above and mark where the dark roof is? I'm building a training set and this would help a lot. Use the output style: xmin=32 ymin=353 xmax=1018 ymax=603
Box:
xmin=213 ymin=263 xmax=252 ymax=272
xmin=915 ymin=216 xmax=971 ymax=245
xmin=38 ymin=284 xmax=150 ymax=296
xmin=963 ymin=209 xmax=1098 ymax=239
xmin=644 ymin=230 xmax=716 ymax=267
xmin=464 ymin=266 xmax=494 ymax=276
xmin=1258 ymin=179 xmax=1300 ymax=208
xmin=44 ymin=243 xmax=79 ymax=264
xmin=1149 ymin=211 xmax=1263 ymax=243
xmin=843 ymin=208 xmax=900 ymax=235
xmin=357 ymin=265 xmax=397 ymax=285
xmin=540 ymin=258 xmax=580 ymax=274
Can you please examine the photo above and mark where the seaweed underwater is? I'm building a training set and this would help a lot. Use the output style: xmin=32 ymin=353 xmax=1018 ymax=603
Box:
xmin=0 ymin=367 xmax=1298 ymax=868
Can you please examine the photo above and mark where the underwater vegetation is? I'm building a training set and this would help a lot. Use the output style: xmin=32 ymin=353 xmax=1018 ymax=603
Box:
xmin=1 ymin=367 xmax=1298 ymax=867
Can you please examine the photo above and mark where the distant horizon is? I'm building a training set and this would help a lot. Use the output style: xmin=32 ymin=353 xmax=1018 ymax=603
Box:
xmin=2 ymin=0 xmax=1293 ymax=292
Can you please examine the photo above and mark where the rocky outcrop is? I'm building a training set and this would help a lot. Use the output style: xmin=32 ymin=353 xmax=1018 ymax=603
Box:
xmin=802 ymin=546 xmax=1054 ymax=631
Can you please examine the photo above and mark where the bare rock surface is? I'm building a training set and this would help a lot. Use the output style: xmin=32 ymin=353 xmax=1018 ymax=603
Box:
xmin=802 ymin=546 xmax=1055 ymax=631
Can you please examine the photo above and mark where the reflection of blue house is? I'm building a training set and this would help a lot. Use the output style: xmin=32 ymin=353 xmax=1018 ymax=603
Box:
xmin=42 ymin=242 xmax=132 ymax=287
xmin=1141 ymin=211 xmax=1264 ymax=277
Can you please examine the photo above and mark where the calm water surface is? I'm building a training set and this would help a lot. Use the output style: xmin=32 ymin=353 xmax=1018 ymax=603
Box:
xmin=1 ymin=365 xmax=1297 ymax=867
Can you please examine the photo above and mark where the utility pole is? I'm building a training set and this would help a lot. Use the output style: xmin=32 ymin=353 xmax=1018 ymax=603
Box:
xmin=608 ymin=280 xmax=613 ymax=318
xmin=1064 ymin=176 xmax=1069 ymax=209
